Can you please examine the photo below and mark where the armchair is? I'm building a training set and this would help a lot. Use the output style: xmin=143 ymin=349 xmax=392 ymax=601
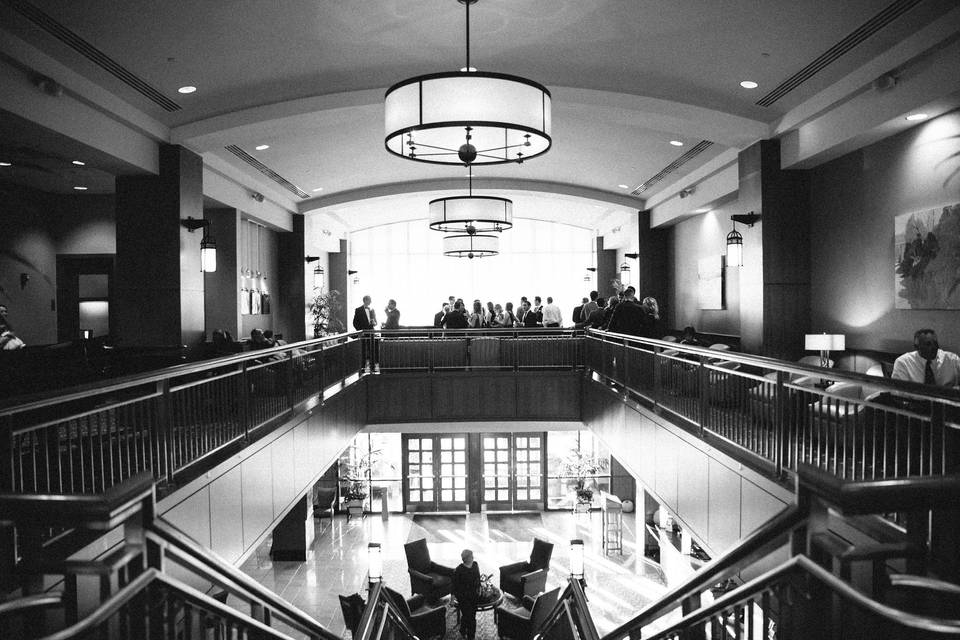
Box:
xmin=495 ymin=587 xmax=560 ymax=640
xmin=403 ymin=538 xmax=455 ymax=602
xmin=499 ymin=538 xmax=554 ymax=600
xmin=338 ymin=593 xmax=366 ymax=638
xmin=383 ymin=586 xmax=446 ymax=640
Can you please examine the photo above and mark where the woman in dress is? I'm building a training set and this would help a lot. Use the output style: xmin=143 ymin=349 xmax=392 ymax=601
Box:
xmin=468 ymin=300 xmax=483 ymax=328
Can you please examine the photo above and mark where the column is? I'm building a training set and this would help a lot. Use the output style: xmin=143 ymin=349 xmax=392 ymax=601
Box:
xmin=278 ymin=215 xmax=306 ymax=342
xmin=115 ymin=144 xmax=204 ymax=346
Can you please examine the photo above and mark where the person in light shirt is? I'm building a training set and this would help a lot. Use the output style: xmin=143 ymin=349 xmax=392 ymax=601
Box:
xmin=541 ymin=296 xmax=563 ymax=327
xmin=892 ymin=329 xmax=960 ymax=388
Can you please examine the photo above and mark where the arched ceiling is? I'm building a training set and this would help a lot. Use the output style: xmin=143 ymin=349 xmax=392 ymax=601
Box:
xmin=1 ymin=0 xmax=957 ymax=228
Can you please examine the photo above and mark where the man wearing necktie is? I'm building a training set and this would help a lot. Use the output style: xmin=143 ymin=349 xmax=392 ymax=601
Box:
xmin=892 ymin=329 xmax=960 ymax=388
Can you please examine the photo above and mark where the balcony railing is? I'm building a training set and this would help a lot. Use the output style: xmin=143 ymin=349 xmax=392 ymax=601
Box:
xmin=1 ymin=333 xmax=364 ymax=496
xmin=583 ymin=330 xmax=960 ymax=482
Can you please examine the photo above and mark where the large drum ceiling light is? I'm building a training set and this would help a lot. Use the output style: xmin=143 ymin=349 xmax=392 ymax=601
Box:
xmin=429 ymin=170 xmax=513 ymax=233
xmin=384 ymin=0 xmax=551 ymax=166
xmin=443 ymin=232 xmax=499 ymax=259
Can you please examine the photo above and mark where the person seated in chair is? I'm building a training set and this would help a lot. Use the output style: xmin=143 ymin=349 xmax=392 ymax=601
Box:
xmin=892 ymin=329 xmax=960 ymax=388
xmin=453 ymin=549 xmax=481 ymax=640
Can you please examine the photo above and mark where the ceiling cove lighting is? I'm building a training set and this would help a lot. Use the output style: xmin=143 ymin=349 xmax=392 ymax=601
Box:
xmin=429 ymin=169 xmax=513 ymax=233
xmin=443 ymin=232 xmax=499 ymax=259
xmin=384 ymin=0 xmax=551 ymax=166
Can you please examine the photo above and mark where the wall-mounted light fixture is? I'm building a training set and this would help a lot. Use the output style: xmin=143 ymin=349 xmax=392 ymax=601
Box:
xmin=348 ymin=270 xmax=359 ymax=285
xmin=619 ymin=261 xmax=631 ymax=286
xmin=679 ymin=187 xmax=695 ymax=199
xmin=725 ymin=212 xmax=760 ymax=268
xmin=584 ymin=266 xmax=596 ymax=283
xmin=181 ymin=217 xmax=216 ymax=272
xmin=306 ymin=256 xmax=324 ymax=289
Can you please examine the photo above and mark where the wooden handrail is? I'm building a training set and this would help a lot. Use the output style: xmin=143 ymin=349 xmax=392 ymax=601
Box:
xmin=644 ymin=555 xmax=960 ymax=639
xmin=0 ymin=331 xmax=362 ymax=416
xmin=0 ymin=592 xmax=63 ymax=618
xmin=0 ymin=470 xmax=154 ymax=529
xmin=146 ymin=518 xmax=341 ymax=640
xmin=603 ymin=502 xmax=806 ymax=640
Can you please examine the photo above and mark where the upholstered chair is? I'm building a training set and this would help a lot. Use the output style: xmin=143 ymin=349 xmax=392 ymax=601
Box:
xmin=495 ymin=587 xmax=560 ymax=640
xmin=499 ymin=538 xmax=554 ymax=600
xmin=403 ymin=538 xmax=455 ymax=602
xmin=382 ymin=586 xmax=447 ymax=640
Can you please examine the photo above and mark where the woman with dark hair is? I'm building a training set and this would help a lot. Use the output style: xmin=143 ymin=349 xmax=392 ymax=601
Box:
xmin=383 ymin=299 xmax=400 ymax=329
xmin=468 ymin=300 xmax=483 ymax=328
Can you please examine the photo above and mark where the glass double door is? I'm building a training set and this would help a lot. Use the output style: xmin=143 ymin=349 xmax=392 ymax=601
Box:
xmin=403 ymin=434 xmax=468 ymax=512
xmin=401 ymin=433 xmax=544 ymax=512
xmin=482 ymin=433 xmax=543 ymax=511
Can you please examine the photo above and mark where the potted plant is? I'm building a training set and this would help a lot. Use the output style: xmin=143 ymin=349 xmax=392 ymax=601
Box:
xmin=562 ymin=447 xmax=609 ymax=510
xmin=343 ymin=480 xmax=368 ymax=518
xmin=340 ymin=447 xmax=391 ymax=518
xmin=309 ymin=288 xmax=346 ymax=338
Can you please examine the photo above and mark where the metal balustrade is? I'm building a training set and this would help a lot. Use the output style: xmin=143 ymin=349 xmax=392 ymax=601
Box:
xmin=1 ymin=333 xmax=364 ymax=495
xmin=584 ymin=330 xmax=960 ymax=482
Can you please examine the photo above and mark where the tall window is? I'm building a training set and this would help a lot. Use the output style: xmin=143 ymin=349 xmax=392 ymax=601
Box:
xmin=546 ymin=431 xmax=611 ymax=509
xmin=338 ymin=433 xmax=404 ymax=512
xmin=349 ymin=219 xmax=593 ymax=326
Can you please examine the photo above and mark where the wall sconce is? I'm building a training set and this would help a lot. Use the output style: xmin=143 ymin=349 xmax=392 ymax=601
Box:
xmin=181 ymin=217 xmax=216 ymax=273
xmin=725 ymin=213 xmax=759 ymax=268
xmin=367 ymin=542 xmax=383 ymax=583
xmin=679 ymin=187 xmax=695 ymax=199
xmin=569 ymin=539 xmax=584 ymax=579
xmin=804 ymin=333 xmax=845 ymax=368
xmin=80 ymin=329 xmax=93 ymax=340
xmin=348 ymin=270 xmax=359 ymax=285
xmin=619 ymin=261 xmax=631 ymax=286
xmin=584 ymin=267 xmax=596 ymax=283
xmin=306 ymin=256 xmax=324 ymax=289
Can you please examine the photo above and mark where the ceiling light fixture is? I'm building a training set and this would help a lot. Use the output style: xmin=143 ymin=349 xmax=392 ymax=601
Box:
xmin=312 ymin=187 xmax=324 ymax=192
xmin=255 ymin=144 xmax=270 ymax=151
xmin=905 ymin=113 xmax=928 ymax=121
xmin=384 ymin=0 xmax=551 ymax=166
xmin=618 ymin=184 xmax=630 ymax=189
xmin=443 ymin=231 xmax=499 ymax=259
xmin=178 ymin=85 xmax=197 ymax=94
xmin=740 ymin=80 xmax=758 ymax=89
xmin=73 ymin=186 xmax=88 ymax=190
xmin=0 ymin=162 xmax=11 ymax=167
xmin=669 ymin=140 xmax=684 ymax=146
xmin=72 ymin=160 xmax=85 ymax=166
xmin=429 ymin=168 xmax=512 ymax=233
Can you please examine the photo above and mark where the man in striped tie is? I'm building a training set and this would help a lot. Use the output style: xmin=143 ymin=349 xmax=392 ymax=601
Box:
xmin=892 ymin=329 xmax=960 ymax=388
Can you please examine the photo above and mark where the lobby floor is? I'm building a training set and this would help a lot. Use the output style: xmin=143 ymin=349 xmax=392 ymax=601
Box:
xmin=239 ymin=509 xmax=671 ymax=638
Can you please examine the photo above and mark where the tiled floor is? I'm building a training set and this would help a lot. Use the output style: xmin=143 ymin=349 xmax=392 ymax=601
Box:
xmin=239 ymin=509 xmax=671 ymax=637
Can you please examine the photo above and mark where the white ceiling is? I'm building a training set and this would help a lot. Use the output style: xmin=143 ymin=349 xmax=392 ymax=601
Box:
xmin=1 ymin=0 xmax=957 ymax=228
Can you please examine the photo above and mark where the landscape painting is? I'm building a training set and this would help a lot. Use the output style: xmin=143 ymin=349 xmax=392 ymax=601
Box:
xmin=894 ymin=202 xmax=960 ymax=309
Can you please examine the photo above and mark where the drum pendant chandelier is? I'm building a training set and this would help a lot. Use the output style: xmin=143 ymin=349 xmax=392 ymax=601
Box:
xmin=443 ymin=232 xmax=499 ymax=259
xmin=430 ymin=169 xmax=513 ymax=233
xmin=384 ymin=0 xmax=552 ymax=166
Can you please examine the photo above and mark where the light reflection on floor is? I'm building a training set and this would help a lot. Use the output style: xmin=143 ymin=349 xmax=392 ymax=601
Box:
xmin=239 ymin=510 xmax=669 ymax=637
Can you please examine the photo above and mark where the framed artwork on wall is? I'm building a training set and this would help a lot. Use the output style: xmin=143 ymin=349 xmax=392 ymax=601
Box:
xmin=697 ymin=254 xmax=724 ymax=309
xmin=894 ymin=202 xmax=960 ymax=309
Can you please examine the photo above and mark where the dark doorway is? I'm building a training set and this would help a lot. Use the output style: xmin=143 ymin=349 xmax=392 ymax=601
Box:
xmin=56 ymin=254 xmax=115 ymax=342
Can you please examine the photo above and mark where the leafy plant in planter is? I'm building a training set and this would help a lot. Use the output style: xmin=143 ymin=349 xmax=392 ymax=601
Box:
xmin=562 ymin=447 xmax=609 ymax=504
xmin=309 ymin=288 xmax=346 ymax=338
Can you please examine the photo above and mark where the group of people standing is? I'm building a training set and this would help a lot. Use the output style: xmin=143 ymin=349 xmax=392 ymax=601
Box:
xmin=572 ymin=287 xmax=662 ymax=338
xmin=433 ymin=295 xmax=564 ymax=329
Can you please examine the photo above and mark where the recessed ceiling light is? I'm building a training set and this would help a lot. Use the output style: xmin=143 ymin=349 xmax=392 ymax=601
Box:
xmin=178 ymin=85 xmax=197 ymax=94
xmin=312 ymin=187 xmax=324 ymax=192
xmin=460 ymin=66 xmax=477 ymax=72
xmin=905 ymin=113 xmax=928 ymax=121
xmin=0 ymin=161 xmax=11 ymax=167
xmin=618 ymin=184 xmax=630 ymax=189
xmin=255 ymin=144 xmax=270 ymax=151
xmin=669 ymin=140 xmax=684 ymax=146
xmin=740 ymin=80 xmax=758 ymax=89
xmin=73 ymin=186 xmax=88 ymax=190
xmin=72 ymin=160 xmax=85 ymax=166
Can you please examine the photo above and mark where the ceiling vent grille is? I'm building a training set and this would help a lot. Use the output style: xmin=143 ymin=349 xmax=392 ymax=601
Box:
xmin=3 ymin=0 xmax=182 ymax=112
xmin=225 ymin=145 xmax=310 ymax=199
xmin=755 ymin=0 xmax=924 ymax=107
xmin=631 ymin=141 xmax=713 ymax=196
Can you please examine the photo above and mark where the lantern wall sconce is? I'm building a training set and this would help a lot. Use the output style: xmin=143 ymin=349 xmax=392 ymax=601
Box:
xmin=367 ymin=543 xmax=383 ymax=583
xmin=726 ymin=212 xmax=760 ymax=268
xmin=348 ymin=270 xmax=359 ymax=285
xmin=181 ymin=217 xmax=216 ymax=273
xmin=569 ymin=539 xmax=585 ymax=579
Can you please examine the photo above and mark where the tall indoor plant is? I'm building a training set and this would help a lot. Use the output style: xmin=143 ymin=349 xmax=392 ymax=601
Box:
xmin=309 ymin=288 xmax=346 ymax=338
xmin=562 ymin=447 xmax=609 ymax=506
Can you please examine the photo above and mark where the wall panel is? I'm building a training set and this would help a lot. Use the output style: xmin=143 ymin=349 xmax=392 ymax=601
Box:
xmin=241 ymin=446 xmax=274 ymax=548
xmin=708 ymin=458 xmax=742 ymax=551
xmin=271 ymin=429 xmax=297 ymax=518
xmin=676 ymin=445 xmax=709 ymax=536
xmin=209 ymin=467 xmax=244 ymax=563
xmin=654 ymin=428 xmax=680 ymax=511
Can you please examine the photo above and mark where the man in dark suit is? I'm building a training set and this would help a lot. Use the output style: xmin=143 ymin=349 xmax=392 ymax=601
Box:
xmin=517 ymin=300 xmax=539 ymax=327
xmin=572 ymin=297 xmax=588 ymax=325
xmin=607 ymin=287 xmax=644 ymax=336
xmin=433 ymin=302 xmax=450 ymax=329
xmin=353 ymin=295 xmax=377 ymax=369
xmin=352 ymin=295 xmax=377 ymax=330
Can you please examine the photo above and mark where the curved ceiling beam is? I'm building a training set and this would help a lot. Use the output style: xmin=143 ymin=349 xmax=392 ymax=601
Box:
xmin=298 ymin=177 xmax=643 ymax=215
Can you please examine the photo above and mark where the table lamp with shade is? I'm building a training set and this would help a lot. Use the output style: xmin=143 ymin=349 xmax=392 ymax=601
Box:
xmin=804 ymin=333 xmax=845 ymax=368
